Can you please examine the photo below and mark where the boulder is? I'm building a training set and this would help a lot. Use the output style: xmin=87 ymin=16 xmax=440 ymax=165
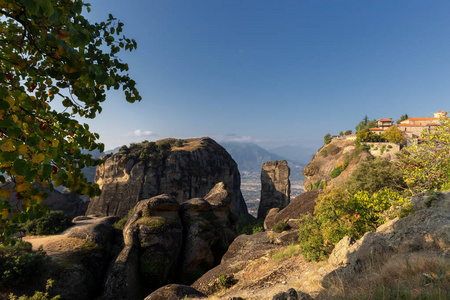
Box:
xmin=327 ymin=191 xmax=450 ymax=277
xmin=104 ymin=194 xmax=183 ymax=299
xmin=264 ymin=190 xmax=320 ymax=230
xmin=144 ymin=284 xmax=207 ymax=300
xmin=258 ymin=160 xmax=291 ymax=220
xmin=179 ymin=197 xmax=233 ymax=283
xmin=86 ymin=137 xmax=248 ymax=219
xmin=192 ymin=232 xmax=279 ymax=295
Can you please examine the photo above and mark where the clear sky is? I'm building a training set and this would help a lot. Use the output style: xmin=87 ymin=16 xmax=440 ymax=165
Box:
xmin=78 ymin=0 xmax=450 ymax=155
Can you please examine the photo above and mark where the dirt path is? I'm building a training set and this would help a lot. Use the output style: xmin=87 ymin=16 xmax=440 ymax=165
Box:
xmin=22 ymin=217 xmax=108 ymax=257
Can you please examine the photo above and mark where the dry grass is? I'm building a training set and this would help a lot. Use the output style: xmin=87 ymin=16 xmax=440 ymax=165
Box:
xmin=320 ymin=252 xmax=450 ymax=299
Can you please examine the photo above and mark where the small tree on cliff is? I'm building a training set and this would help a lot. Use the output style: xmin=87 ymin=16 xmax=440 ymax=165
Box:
xmin=324 ymin=133 xmax=332 ymax=144
xmin=0 ymin=0 xmax=141 ymax=243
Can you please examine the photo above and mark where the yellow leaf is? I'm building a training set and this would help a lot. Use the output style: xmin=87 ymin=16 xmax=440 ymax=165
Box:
xmin=1 ymin=140 xmax=16 ymax=152
xmin=54 ymin=178 xmax=63 ymax=187
xmin=1 ymin=209 xmax=9 ymax=219
xmin=32 ymin=153 xmax=45 ymax=164
xmin=16 ymin=182 xmax=31 ymax=192
xmin=0 ymin=188 xmax=11 ymax=200
xmin=52 ymin=139 xmax=59 ymax=147
xmin=5 ymin=96 xmax=14 ymax=107
xmin=41 ymin=181 xmax=48 ymax=188
xmin=38 ymin=140 xmax=48 ymax=151
xmin=18 ymin=144 xmax=28 ymax=155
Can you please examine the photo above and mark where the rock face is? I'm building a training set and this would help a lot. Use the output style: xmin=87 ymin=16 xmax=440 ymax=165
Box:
xmin=104 ymin=188 xmax=237 ymax=299
xmin=302 ymin=139 xmax=371 ymax=191
xmin=86 ymin=137 xmax=247 ymax=219
xmin=144 ymin=284 xmax=207 ymax=300
xmin=264 ymin=190 xmax=320 ymax=231
xmin=257 ymin=160 xmax=290 ymax=220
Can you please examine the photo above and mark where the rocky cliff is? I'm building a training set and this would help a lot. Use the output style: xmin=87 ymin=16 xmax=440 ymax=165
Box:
xmin=302 ymin=139 xmax=372 ymax=191
xmin=257 ymin=160 xmax=290 ymax=220
xmin=86 ymin=137 xmax=247 ymax=219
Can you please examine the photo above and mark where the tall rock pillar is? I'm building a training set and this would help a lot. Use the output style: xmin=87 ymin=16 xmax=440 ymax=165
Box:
xmin=257 ymin=160 xmax=290 ymax=220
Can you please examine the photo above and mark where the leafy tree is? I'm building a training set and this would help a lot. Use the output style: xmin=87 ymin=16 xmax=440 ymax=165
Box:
xmin=396 ymin=113 xmax=409 ymax=124
xmin=324 ymin=133 xmax=331 ymax=144
xmin=343 ymin=158 xmax=406 ymax=194
xmin=339 ymin=131 xmax=344 ymax=136
xmin=344 ymin=130 xmax=352 ymax=135
xmin=356 ymin=129 xmax=384 ymax=142
xmin=384 ymin=125 xmax=406 ymax=143
xmin=355 ymin=115 xmax=369 ymax=131
xmin=0 ymin=0 xmax=141 ymax=243
xmin=398 ymin=118 xmax=450 ymax=193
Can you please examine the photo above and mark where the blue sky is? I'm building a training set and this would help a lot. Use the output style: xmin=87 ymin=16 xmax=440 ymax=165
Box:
xmin=79 ymin=0 xmax=450 ymax=155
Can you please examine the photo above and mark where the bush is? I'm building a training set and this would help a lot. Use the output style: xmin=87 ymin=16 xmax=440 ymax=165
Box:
xmin=9 ymin=279 xmax=60 ymax=300
xmin=272 ymin=221 xmax=291 ymax=233
xmin=330 ymin=166 xmax=343 ymax=178
xmin=0 ymin=242 xmax=47 ymax=288
xmin=174 ymin=139 xmax=186 ymax=147
xmin=237 ymin=216 xmax=264 ymax=235
xmin=298 ymin=188 xmax=409 ymax=261
xmin=20 ymin=211 xmax=72 ymax=236
xmin=343 ymin=158 xmax=406 ymax=195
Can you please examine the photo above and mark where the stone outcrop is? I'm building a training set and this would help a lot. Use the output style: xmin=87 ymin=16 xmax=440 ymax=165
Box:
xmin=86 ymin=137 xmax=247 ymax=219
xmin=257 ymin=160 xmax=290 ymax=220
xmin=104 ymin=187 xmax=238 ymax=299
xmin=302 ymin=139 xmax=372 ymax=191
xmin=264 ymin=190 xmax=320 ymax=230
xmin=144 ymin=284 xmax=207 ymax=300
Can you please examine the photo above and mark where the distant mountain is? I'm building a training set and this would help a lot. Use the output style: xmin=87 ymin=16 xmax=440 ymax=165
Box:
xmin=219 ymin=142 xmax=286 ymax=173
xmin=268 ymin=145 xmax=317 ymax=166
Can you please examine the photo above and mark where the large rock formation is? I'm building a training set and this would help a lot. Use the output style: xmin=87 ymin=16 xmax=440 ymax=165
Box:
xmin=86 ymin=137 xmax=247 ymax=219
xmin=257 ymin=160 xmax=290 ymax=220
xmin=104 ymin=186 xmax=238 ymax=299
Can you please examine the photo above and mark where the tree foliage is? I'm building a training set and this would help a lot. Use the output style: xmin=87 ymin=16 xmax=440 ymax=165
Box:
xmin=398 ymin=118 xmax=450 ymax=193
xmin=356 ymin=129 xmax=384 ymax=142
xmin=324 ymin=133 xmax=331 ymax=144
xmin=355 ymin=115 xmax=377 ymax=132
xmin=396 ymin=113 xmax=409 ymax=124
xmin=0 ymin=0 xmax=141 ymax=243
xmin=383 ymin=125 xmax=406 ymax=143
xmin=343 ymin=158 xmax=406 ymax=194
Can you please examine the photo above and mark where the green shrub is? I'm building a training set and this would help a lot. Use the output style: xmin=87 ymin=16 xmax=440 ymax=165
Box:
xmin=236 ymin=216 xmax=264 ymax=235
xmin=113 ymin=217 xmax=128 ymax=230
xmin=298 ymin=188 xmax=409 ymax=261
xmin=343 ymin=158 xmax=406 ymax=195
xmin=20 ymin=211 xmax=72 ymax=236
xmin=330 ymin=166 xmax=343 ymax=178
xmin=9 ymin=279 xmax=60 ymax=300
xmin=272 ymin=221 xmax=291 ymax=233
xmin=0 ymin=242 xmax=47 ymax=288
xmin=174 ymin=139 xmax=186 ymax=147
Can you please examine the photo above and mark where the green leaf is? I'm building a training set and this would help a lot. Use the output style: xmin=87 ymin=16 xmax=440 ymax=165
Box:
xmin=41 ymin=164 xmax=52 ymax=178
xmin=0 ymin=100 xmax=10 ymax=110
xmin=13 ymin=159 xmax=29 ymax=176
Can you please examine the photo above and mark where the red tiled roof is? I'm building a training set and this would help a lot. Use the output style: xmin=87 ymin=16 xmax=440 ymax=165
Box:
xmin=379 ymin=118 xmax=392 ymax=122
xmin=397 ymin=124 xmax=430 ymax=127
xmin=408 ymin=117 xmax=439 ymax=121
xmin=436 ymin=111 xmax=446 ymax=113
